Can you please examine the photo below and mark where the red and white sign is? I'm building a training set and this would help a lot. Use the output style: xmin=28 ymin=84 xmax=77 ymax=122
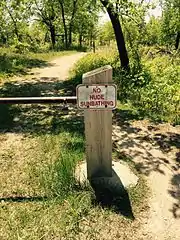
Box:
xmin=76 ymin=84 xmax=117 ymax=110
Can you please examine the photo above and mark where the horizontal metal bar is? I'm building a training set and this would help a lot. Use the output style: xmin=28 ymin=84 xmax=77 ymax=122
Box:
xmin=0 ymin=96 xmax=77 ymax=104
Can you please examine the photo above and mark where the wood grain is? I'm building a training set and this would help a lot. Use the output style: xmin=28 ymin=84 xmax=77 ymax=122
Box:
xmin=83 ymin=65 xmax=113 ymax=179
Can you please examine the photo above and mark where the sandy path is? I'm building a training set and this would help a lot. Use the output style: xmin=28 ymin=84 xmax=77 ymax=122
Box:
xmin=113 ymin=118 xmax=180 ymax=239
xmin=31 ymin=52 xmax=85 ymax=80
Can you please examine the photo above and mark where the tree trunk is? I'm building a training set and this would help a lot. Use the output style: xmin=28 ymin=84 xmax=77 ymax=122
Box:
xmin=79 ymin=33 xmax=82 ymax=48
xmin=6 ymin=7 xmax=20 ymax=41
xmin=44 ymin=32 xmax=49 ymax=43
xmin=59 ymin=1 xmax=68 ymax=48
xmin=100 ymin=0 xmax=129 ymax=70
xmin=68 ymin=0 xmax=78 ymax=46
xmin=175 ymin=31 xmax=180 ymax=50
xmin=1 ymin=35 xmax=7 ymax=44
xmin=69 ymin=27 xmax=72 ymax=47
xmin=93 ymin=40 xmax=96 ymax=53
xmin=49 ymin=25 xmax=56 ymax=49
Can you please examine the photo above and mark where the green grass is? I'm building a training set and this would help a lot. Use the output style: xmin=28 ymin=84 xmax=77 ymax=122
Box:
xmin=31 ymin=133 xmax=85 ymax=198
xmin=0 ymin=115 xmax=148 ymax=239
xmin=0 ymin=105 xmax=148 ymax=239
xmin=29 ymin=50 xmax=77 ymax=61
xmin=0 ymin=48 xmax=149 ymax=239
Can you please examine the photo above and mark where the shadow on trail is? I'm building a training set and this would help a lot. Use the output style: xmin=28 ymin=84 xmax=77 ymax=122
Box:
xmin=113 ymin=108 xmax=180 ymax=218
xmin=90 ymin=171 xmax=135 ymax=220
xmin=0 ymin=77 xmax=83 ymax=135
xmin=0 ymin=77 xmax=76 ymax=97
xmin=0 ymin=196 xmax=48 ymax=203
xmin=113 ymin=108 xmax=180 ymax=176
xmin=168 ymin=174 xmax=180 ymax=219
xmin=0 ymin=53 xmax=51 ymax=76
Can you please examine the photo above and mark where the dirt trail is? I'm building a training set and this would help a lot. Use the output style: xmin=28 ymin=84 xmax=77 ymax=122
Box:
xmin=113 ymin=117 xmax=180 ymax=240
xmin=0 ymin=52 xmax=86 ymax=197
xmin=31 ymin=52 xmax=85 ymax=80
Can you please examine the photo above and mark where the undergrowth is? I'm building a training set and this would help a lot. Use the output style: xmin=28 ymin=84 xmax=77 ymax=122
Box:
xmin=70 ymin=46 xmax=180 ymax=125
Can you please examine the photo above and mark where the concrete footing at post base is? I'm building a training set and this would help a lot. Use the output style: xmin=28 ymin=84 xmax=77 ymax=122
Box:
xmin=75 ymin=161 xmax=139 ymax=190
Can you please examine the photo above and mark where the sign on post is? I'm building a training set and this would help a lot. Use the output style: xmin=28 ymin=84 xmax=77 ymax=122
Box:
xmin=76 ymin=84 xmax=117 ymax=110
xmin=79 ymin=65 xmax=116 ymax=180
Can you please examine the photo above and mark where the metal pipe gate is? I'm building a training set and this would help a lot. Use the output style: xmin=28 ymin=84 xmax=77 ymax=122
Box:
xmin=0 ymin=96 xmax=77 ymax=105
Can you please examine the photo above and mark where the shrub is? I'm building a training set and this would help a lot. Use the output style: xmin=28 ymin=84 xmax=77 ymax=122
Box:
xmin=70 ymin=49 xmax=120 ymax=85
xmin=11 ymin=40 xmax=30 ymax=54
xmin=70 ymin=48 xmax=151 ymax=99
xmin=71 ymin=47 xmax=180 ymax=124
xmin=132 ymin=53 xmax=180 ymax=124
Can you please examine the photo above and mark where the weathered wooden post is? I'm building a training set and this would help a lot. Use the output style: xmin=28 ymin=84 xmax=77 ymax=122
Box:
xmin=77 ymin=65 xmax=116 ymax=179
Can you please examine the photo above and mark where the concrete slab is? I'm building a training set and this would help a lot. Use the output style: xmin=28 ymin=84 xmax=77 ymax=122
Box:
xmin=75 ymin=161 xmax=139 ymax=189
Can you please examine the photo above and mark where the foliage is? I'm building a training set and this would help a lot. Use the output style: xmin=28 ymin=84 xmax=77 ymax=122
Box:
xmin=98 ymin=21 xmax=114 ymax=45
xmin=144 ymin=16 xmax=162 ymax=46
xmin=0 ymin=0 xmax=99 ymax=50
xmin=132 ymin=49 xmax=180 ymax=124
xmin=70 ymin=48 xmax=120 ymax=85
xmin=161 ymin=0 xmax=180 ymax=48
xmin=71 ymin=47 xmax=180 ymax=124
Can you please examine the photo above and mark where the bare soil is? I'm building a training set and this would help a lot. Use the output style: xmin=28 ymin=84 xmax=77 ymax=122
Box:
xmin=30 ymin=52 xmax=85 ymax=80
xmin=113 ymin=116 xmax=180 ymax=240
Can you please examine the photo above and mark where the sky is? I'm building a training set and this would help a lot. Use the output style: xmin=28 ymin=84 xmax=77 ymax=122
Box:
xmin=145 ymin=5 xmax=162 ymax=21
xmin=99 ymin=3 xmax=162 ymax=24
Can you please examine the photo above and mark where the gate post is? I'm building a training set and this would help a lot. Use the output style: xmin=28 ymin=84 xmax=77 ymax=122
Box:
xmin=82 ymin=65 xmax=113 ymax=179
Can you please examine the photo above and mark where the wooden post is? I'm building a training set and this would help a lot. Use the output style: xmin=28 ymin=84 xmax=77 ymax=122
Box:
xmin=83 ymin=65 xmax=113 ymax=179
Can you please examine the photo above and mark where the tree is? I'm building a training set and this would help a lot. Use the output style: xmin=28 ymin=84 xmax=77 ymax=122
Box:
xmin=98 ymin=21 xmax=114 ymax=45
xmin=57 ymin=0 xmax=99 ymax=49
xmin=57 ymin=0 xmax=68 ymax=48
xmin=0 ymin=3 xmax=8 ymax=45
xmin=144 ymin=16 xmax=162 ymax=46
xmin=161 ymin=0 xmax=180 ymax=49
xmin=0 ymin=0 xmax=31 ymax=44
xmin=100 ymin=0 xmax=129 ymax=70
xmin=32 ymin=0 xmax=58 ymax=49
xmin=57 ymin=0 xmax=83 ymax=48
xmin=73 ymin=1 xmax=99 ymax=48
